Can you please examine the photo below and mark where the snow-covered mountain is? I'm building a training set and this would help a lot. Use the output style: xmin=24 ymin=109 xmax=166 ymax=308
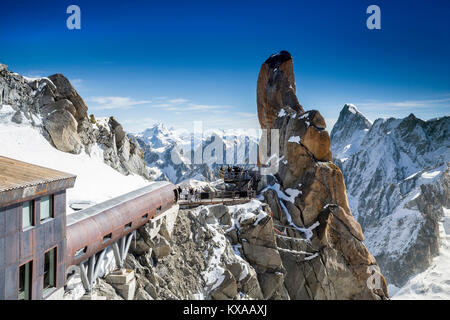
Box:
xmin=0 ymin=63 xmax=152 ymax=213
xmin=132 ymin=123 xmax=260 ymax=184
xmin=331 ymin=104 xmax=450 ymax=292
xmin=330 ymin=104 xmax=372 ymax=160
xmin=0 ymin=63 xmax=150 ymax=181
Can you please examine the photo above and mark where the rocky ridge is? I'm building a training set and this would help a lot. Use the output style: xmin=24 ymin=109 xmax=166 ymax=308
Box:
xmin=86 ymin=201 xmax=290 ymax=300
xmin=331 ymin=104 xmax=450 ymax=287
xmin=0 ymin=63 xmax=149 ymax=179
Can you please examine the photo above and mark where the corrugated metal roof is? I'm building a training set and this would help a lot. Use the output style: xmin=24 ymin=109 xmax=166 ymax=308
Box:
xmin=0 ymin=155 xmax=76 ymax=193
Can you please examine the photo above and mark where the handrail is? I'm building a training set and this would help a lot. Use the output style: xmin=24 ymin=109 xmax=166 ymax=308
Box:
xmin=178 ymin=190 xmax=256 ymax=202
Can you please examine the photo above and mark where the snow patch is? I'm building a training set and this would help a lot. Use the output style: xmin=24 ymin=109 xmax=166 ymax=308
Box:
xmin=288 ymin=136 xmax=301 ymax=144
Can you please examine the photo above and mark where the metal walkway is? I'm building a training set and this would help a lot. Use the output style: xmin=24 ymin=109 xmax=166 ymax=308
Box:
xmin=178 ymin=197 xmax=254 ymax=209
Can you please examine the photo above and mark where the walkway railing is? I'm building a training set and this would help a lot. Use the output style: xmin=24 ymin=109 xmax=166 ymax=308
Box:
xmin=222 ymin=172 xmax=252 ymax=182
xmin=179 ymin=190 xmax=255 ymax=202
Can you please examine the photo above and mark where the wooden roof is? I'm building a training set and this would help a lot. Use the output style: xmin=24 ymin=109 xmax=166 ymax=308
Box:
xmin=0 ymin=155 xmax=76 ymax=193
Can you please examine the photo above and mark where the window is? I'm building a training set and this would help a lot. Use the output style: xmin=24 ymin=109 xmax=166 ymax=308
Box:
xmin=40 ymin=195 xmax=53 ymax=221
xmin=19 ymin=261 xmax=32 ymax=300
xmin=102 ymin=233 xmax=112 ymax=243
xmin=74 ymin=246 xmax=87 ymax=258
xmin=124 ymin=222 xmax=132 ymax=231
xmin=43 ymin=248 xmax=56 ymax=290
xmin=22 ymin=201 xmax=34 ymax=230
xmin=142 ymin=213 xmax=148 ymax=221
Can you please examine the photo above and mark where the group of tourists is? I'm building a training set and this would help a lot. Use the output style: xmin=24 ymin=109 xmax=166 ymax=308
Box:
xmin=177 ymin=186 xmax=201 ymax=202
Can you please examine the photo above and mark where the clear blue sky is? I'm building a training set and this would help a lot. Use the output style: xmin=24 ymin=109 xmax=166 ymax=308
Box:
xmin=1 ymin=0 xmax=449 ymax=132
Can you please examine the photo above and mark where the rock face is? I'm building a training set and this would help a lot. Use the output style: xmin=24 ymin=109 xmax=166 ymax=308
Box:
xmin=0 ymin=64 xmax=149 ymax=179
xmin=257 ymin=51 xmax=304 ymax=130
xmin=44 ymin=109 xmax=82 ymax=154
xmin=331 ymin=105 xmax=450 ymax=287
xmin=126 ymin=201 xmax=290 ymax=300
xmin=257 ymin=51 xmax=388 ymax=299
xmin=330 ymin=104 xmax=372 ymax=160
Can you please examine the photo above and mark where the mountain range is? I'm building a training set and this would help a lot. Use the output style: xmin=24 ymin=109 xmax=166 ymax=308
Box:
xmin=331 ymin=104 xmax=450 ymax=294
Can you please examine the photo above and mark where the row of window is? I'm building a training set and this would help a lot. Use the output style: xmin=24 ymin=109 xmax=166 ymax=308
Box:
xmin=22 ymin=195 xmax=54 ymax=230
xmin=18 ymin=247 xmax=57 ymax=300
xmin=73 ymin=209 xmax=160 ymax=259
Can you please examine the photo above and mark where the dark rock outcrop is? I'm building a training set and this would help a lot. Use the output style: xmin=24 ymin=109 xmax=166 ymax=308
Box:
xmin=257 ymin=51 xmax=304 ymax=130
xmin=47 ymin=73 xmax=88 ymax=121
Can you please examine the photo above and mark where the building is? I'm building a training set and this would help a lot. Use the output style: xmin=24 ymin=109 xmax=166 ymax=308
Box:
xmin=0 ymin=156 xmax=76 ymax=300
xmin=0 ymin=155 xmax=179 ymax=300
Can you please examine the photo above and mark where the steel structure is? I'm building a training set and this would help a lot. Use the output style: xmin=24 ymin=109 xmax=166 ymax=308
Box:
xmin=0 ymin=156 xmax=178 ymax=300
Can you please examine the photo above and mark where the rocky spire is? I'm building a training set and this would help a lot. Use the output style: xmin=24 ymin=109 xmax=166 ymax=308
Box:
xmin=258 ymin=51 xmax=389 ymax=299
xmin=257 ymin=50 xmax=304 ymax=130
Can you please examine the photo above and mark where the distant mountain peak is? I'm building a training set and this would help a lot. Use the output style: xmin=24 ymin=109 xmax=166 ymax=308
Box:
xmin=330 ymin=104 xmax=372 ymax=160
xmin=340 ymin=103 xmax=372 ymax=124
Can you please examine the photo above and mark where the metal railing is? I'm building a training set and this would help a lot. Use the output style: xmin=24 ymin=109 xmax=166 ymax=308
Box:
xmin=179 ymin=190 xmax=256 ymax=203
xmin=222 ymin=171 xmax=252 ymax=181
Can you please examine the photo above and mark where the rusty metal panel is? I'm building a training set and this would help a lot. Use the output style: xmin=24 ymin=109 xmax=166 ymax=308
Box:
xmin=5 ymin=204 xmax=19 ymax=237
xmin=0 ymin=189 xmax=70 ymax=300
xmin=5 ymin=232 xmax=19 ymax=266
xmin=0 ymin=267 xmax=5 ymax=300
xmin=0 ymin=237 xmax=4 ymax=266
xmin=4 ymin=263 xmax=18 ymax=300
xmin=19 ymin=229 xmax=33 ymax=262
xmin=66 ymin=182 xmax=177 ymax=266
xmin=0 ymin=208 xmax=5 ymax=239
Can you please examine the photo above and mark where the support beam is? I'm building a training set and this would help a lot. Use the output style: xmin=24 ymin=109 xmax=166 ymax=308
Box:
xmin=79 ymin=263 xmax=90 ymax=292
xmin=79 ymin=248 xmax=107 ymax=293
xmin=112 ymin=232 xmax=135 ymax=269
xmin=123 ymin=231 xmax=135 ymax=261
xmin=87 ymin=254 xmax=95 ymax=291
xmin=112 ymin=242 xmax=121 ymax=268
xmin=93 ymin=249 xmax=107 ymax=282
xmin=120 ymin=237 xmax=126 ymax=263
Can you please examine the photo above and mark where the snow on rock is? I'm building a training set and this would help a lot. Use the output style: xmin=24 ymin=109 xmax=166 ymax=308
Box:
xmin=393 ymin=207 xmax=450 ymax=300
xmin=330 ymin=103 xmax=372 ymax=160
xmin=288 ymin=136 xmax=301 ymax=144
xmin=331 ymin=106 xmax=450 ymax=288
xmin=188 ymin=199 xmax=280 ymax=299
xmin=277 ymin=109 xmax=286 ymax=117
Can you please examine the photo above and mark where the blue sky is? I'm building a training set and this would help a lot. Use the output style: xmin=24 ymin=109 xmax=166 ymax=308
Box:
xmin=1 ymin=0 xmax=449 ymax=132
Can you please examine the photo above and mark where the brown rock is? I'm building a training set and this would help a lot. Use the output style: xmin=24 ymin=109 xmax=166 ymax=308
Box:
xmin=48 ymin=74 xmax=88 ymax=121
xmin=44 ymin=109 xmax=82 ymax=154
xmin=256 ymin=51 xmax=388 ymax=300
xmin=302 ymin=126 xmax=332 ymax=161
xmin=257 ymin=50 xmax=304 ymax=130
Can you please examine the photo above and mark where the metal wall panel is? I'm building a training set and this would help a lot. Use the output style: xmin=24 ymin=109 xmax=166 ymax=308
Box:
xmin=0 ymin=190 xmax=68 ymax=300
xmin=0 ymin=266 xmax=5 ymax=300
xmin=5 ymin=263 xmax=18 ymax=300
xmin=0 ymin=208 xmax=5 ymax=239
